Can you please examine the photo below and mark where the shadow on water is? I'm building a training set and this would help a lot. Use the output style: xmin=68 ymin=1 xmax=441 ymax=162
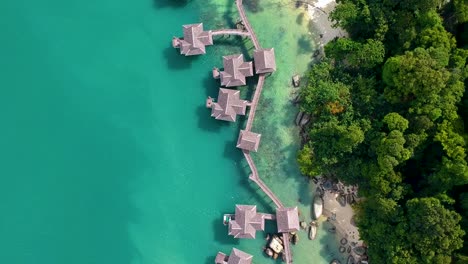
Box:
xmin=204 ymin=71 xmax=220 ymax=98
xmin=212 ymin=218 xmax=240 ymax=246
xmin=297 ymin=34 xmax=314 ymax=55
xmin=0 ymin=86 xmax=149 ymax=264
xmin=196 ymin=105 xmax=231 ymax=133
xmin=244 ymin=0 xmax=264 ymax=13
xmin=163 ymin=46 xmax=198 ymax=70
xmin=296 ymin=12 xmax=305 ymax=25
xmin=153 ymin=0 xmax=190 ymax=9
xmin=205 ymin=255 xmax=215 ymax=264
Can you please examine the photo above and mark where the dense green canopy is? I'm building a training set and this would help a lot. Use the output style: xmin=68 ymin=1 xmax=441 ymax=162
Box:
xmin=298 ymin=0 xmax=468 ymax=261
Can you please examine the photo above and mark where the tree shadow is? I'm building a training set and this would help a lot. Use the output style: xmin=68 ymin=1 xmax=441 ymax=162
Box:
xmin=153 ymin=0 xmax=190 ymax=9
xmin=163 ymin=46 xmax=197 ymax=70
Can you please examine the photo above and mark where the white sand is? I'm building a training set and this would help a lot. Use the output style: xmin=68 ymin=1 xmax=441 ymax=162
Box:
xmin=314 ymin=0 xmax=335 ymax=9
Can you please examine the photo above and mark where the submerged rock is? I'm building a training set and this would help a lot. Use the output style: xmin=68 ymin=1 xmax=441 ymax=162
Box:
xmin=292 ymin=74 xmax=300 ymax=87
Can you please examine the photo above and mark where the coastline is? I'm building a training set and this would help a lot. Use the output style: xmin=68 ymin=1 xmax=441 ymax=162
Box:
xmin=248 ymin=0 xmax=364 ymax=263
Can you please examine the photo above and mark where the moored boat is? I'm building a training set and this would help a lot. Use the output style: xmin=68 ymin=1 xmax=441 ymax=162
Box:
xmin=308 ymin=223 xmax=317 ymax=240
xmin=223 ymin=214 xmax=233 ymax=225
xmin=313 ymin=195 xmax=323 ymax=219
xmin=330 ymin=260 xmax=341 ymax=264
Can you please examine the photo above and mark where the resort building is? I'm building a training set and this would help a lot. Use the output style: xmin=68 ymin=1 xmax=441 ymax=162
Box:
xmin=228 ymin=205 xmax=265 ymax=239
xmin=214 ymin=54 xmax=253 ymax=87
xmin=172 ymin=23 xmax=213 ymax=56
xmin=253 ymin=48 xmax=277 ymax=74
xmin=276 ymin=207 xmax=300 ymax=233
xmin=236 ymin=130 xmax=261 ymax=152
xmin=209 ymin=88 xmax=249 ymax=122
xmin=215 ymin=248 xmax=253 ymax=264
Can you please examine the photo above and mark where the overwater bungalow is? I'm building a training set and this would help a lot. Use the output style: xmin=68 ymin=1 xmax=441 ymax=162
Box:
xmin=228 ymin=205 xmax=266 ymax=239
xmin=215 ymin=248 xmax=253 ymax=264
xmin=276 ymin=207 xmax=300 ymax=233
xmin=236 ymin=130 xmax=261 ymax=152
xmin=208 ymin=88 xmax=249 ymax=122
xmin=215 ymin=54 xmax=253 ymax=87
xmin=173 ymin=23 xmax=213 ymax=56
xmin=253 ymin=48 xmax=277 ymax=74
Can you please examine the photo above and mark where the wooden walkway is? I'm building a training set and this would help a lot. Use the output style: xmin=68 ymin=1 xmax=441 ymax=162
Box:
xmin=183 ymin=1 xmax=294 ymax=262
xmin=260 ymin=213 xmax=276 ymax=220
xmin=233 ymin=1 xmax=293 ymax=263
xmin=244 ymin=150 xmax=284 ymax=208
xmin=236 ymin=0 xmax=260 ymax=49
xmin=212 ymin=29 xmax=250 ymax=37
xmin=245 ymin=75 xmax=265 ymax=131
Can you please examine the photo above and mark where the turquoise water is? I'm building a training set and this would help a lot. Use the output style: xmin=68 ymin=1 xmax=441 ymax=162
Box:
xmin=0 ymin=0 xmax=343 ymax=263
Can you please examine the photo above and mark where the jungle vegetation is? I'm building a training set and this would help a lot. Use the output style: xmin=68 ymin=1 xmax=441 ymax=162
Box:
xmin=297 ymin=0 xmax=468 ymax=262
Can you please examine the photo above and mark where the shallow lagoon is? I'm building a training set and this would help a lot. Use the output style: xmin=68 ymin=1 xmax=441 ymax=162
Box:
xmin=0 ymin=0 xmax=343 ymax=263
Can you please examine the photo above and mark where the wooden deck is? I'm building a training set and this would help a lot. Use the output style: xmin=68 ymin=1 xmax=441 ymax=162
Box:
xmin=212 ymin=29 xmax=250 ymax=37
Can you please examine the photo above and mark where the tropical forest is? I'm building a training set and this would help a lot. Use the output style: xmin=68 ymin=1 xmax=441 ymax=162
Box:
xmin=297 ymin=0 xmax=468 ymax=263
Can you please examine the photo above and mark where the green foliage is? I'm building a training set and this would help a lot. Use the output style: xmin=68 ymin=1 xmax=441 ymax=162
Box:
xmin=383 ymin=113 xmax=409 ymax=132
xmin=298 ymin=0 xmax=468 ymax=260
xmin=297 ymin=145 xmax=318 ymax=177
xmin=454 ymin=0 xmax=468 ymax=24
xmin=326 ymin=38 xmax=385 ymax=68
xmin=406 ymin=198 xmax=465 ymax=262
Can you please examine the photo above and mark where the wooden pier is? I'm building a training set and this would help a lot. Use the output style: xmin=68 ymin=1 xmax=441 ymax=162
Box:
xmin=234 ymin=1 xmax=292 ymax=262
xmin=212 ymin=29 xmax=250 ymax=37
xmin=172 ymin=1 xmax=293 ymax=263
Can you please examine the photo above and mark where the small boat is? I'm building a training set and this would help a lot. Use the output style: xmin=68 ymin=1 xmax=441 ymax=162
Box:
xmin=347 ymin=255 xmax=355 ymax=264
xmin=223 ymin=214 xmax=233 ymax=225
xmin=264 ymin=247 xmax=273 ymax=257
xmin=330 ymin=260 xmax=341 ymax=264
xmin=328 ymin=227 xmax=336 ymax=233
xmin=308 ymin=223 xmax=317 ymax=240
xmin=347 ymin=245 xmax=351 ymax=253
xmin=313 ymin=195 xmax=323 ymax=219
xmin=300 ymin=221 xmax=307 ymax=230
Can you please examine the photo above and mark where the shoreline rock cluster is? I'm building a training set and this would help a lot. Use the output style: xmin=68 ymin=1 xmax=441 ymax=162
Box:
xmin=313 ymin=176 xmax=369 ymax=263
